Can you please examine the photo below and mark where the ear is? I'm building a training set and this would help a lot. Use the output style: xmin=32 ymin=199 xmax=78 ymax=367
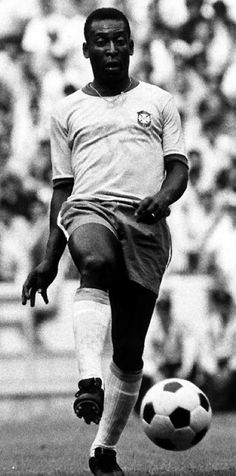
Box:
xmin=83 ymin=42 xmax=89 ymax=59
xmin=129 ymin=38 xmax=134 ymax=56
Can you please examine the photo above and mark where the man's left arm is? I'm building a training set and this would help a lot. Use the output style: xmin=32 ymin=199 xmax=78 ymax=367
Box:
xmin=135 ymin=156 xmax=188 ymax=223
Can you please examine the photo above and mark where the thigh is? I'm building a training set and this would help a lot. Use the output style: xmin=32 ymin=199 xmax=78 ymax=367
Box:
xmin=68 ymin=222 xmax=124 ymax=288
xmin=110 ymin=280 xmax=157 ymax=371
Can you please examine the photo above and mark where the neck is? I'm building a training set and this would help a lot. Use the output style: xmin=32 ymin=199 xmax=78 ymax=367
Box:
xmin=91 ymin=77 xmax=132 ymax=96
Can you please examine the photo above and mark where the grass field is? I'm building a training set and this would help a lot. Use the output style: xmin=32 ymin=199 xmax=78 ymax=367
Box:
xmin=0 ymin=399 xmax=235 ymax=476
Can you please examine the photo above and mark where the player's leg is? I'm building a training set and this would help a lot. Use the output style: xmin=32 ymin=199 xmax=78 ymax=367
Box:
xmin=90 ymin=280 xmax=156 ymax=464
xmin=68 ymin=222 xmax=122 ymax=424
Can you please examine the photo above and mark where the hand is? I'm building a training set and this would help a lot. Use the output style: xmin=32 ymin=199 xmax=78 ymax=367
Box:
xmin=134 ymin=194 xmax=170 ymax=224
xmin=21 ymin=260 xmax=58 ymax=307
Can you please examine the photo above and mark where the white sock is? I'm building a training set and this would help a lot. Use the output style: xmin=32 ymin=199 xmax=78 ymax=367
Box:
xmin=90 ymin=361 xmax=142 ymax=456
xmin=73 ymin=288 xmax=111 ymax=381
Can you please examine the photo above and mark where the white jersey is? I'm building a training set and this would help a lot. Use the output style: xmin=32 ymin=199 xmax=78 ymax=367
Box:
xmin=50 ymin=81 xmax=187 ymax=203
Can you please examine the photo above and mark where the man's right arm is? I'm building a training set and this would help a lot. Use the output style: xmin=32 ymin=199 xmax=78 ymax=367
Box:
xmin=44 ymin=181 xmax=73 ymax=266
xmin=22 ymin=181 xmax=73 ymax=306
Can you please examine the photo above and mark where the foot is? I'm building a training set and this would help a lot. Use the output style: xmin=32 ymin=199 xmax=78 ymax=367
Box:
xmin=89 ymin=447 xmax=124 ymax=476
xmin=73 ymin=378 xmax=104 ymax=424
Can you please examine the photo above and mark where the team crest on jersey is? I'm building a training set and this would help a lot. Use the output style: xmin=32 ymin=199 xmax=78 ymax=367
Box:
xmin=137 ymin=110 xmax=151 ymax=128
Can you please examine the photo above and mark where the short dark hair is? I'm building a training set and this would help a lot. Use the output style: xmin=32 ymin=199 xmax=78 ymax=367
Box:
xmin=84 ymin=8 xmax=131 ymax=41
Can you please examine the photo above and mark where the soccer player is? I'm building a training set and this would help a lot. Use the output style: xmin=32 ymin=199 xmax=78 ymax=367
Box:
xmin=22 ymin=8 xmax=189 ymax=476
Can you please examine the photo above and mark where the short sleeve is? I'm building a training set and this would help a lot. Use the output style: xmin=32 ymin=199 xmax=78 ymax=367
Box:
xmin=50 ymin=112 xmax=74 ymax=181
xmin=162 ymin=97 xmax=186 ymax=158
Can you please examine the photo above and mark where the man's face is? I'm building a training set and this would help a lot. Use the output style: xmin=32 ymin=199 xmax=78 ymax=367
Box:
xmin=83 ymin=19 xmax=134 ymax=84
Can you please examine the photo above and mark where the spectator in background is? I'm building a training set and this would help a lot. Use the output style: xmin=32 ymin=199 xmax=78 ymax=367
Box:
xmin=167 ymin=149 xmax=206 ymax=273
xmin=186 ymin=17 xmax=214 ymax=80
xmin=215 ymin=155 xmax=236 ymax=206
xmin=0 ymin=0 xmax=37 ymax=44
xmin=0 ymin=171 xmax=49 ymax=280
xmin=179 ymin=0 xmax=206 ymax=45
xmin=0 ymin=172 xmax=28 ymax=217
xmin=168 ymin=39 xmax=208 ymax=132
xmin=0 ymin=80 xmax=13 ymax=171
xmin=38 ymin=47 xmax=80 ymax=136
xmin=152 ymin=0 xmax=187 ymax=32
xmin=193 ymin=116 xmax=232 ymax=191
xmin=207 ymin=1 xmax=236 ymax=78
xmin=182 ymin=188 xmax=218 ymax=274
xmin=148 ymin=24 xmax=176 ymax=89
xmin=0 ymin=203 xmax=30 ymax=283
xmin=22 ymin=0 xmax=69 ymax=79
xmin=212 ymin=0 xmax=236 ymax=38
xmin=203 ymin=194 xmax=236 ymax=303
xmin=0 ymin=35 xmax=39 ymax=176
xmin=199 ymin=288 xmax=236 ymax=411
xmin=26 ymin=138 xmax=52 ymax=203
xmin=22 ymin=0 xmax=93 ymax=137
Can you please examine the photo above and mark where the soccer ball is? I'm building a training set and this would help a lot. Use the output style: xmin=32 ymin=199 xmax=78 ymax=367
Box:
xmin=140 ymin=378 xmax=212 ymax=451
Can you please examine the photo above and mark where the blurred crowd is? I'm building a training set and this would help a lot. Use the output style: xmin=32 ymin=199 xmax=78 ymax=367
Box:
xmin=136 ymin=286 xmax=236 ymax=412
xmin=0 ymin=0 xmax=236 ymax=408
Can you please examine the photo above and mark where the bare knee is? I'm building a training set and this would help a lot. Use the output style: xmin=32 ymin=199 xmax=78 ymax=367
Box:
xmin=68 ymin=223 xmax=121 ymax=290
xmin=80 ymin=253 xmax=117 ymax=289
